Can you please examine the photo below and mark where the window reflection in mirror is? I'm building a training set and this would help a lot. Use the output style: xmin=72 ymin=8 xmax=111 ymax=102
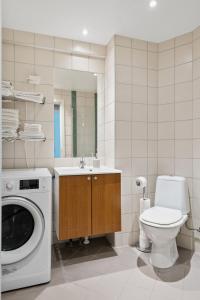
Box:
xmin=54 ymin=69 xmax=97 ymax=158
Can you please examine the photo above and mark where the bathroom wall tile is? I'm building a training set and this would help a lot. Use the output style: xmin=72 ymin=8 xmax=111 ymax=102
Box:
xmin=2 ymin=44 xmax=14 ymax=61
xmin=175 ymin=140 xmax=193 ymax=158
xmin=115 ymin=158 xmax=132 ymax=176
xmin=35 ymin=33 xmax=54 ymax=48
xmin=35 ymin=49 xmax=54 ymax=66
xmin=116 ymin=65 xmax=132 ymax=84
xmin=148 ymin=123 xmax=157 ymax=140
xmin=35 ymin=84 xmax=54 ymax=103
xmin=88 ymin=58 xmax=105 ymax=73
xmin=35 ymin=65 xmax=53 ymax=84
xmin=2 ymin=61 xmax=14 ymax=81
xmin=132 ymin=39 xmax=147 ymax=50
xmin=132 ymin=85 xmax=147 ymax=104
xmin=148 ymin=105 xmax=157 ymax=122
xmin=158 ymin=85 xmax=174 ymax=104
xmin=132 ymin=67 xmax=147 ymax=86
xmin=90 ymin=44 xmax=106 ymax=57
xmin=115 ymin=140 xmax=131 ymax=158
xmin=116 ymin=102 xmax=131 ymax=121
xmin=116 ymin=83 xmax=132 ymax=103
xmin=115 ymin=35 xmax=132 ymax=48
xmin=193 ymin=38 xmax=200 ymax=60
xmin=193 ymin=26 xmax=200 ymax=40
xmin=193 ymin=119 xmax=200 ymax=138
xmin=175 ymin=32 xmax=193 ymax=47
xmin=175 ymin=159 xmax=193 ymax=177
xmin=14 ymin=140 xmax=35 ymax=158
xmin=54 ymin=37 xmax=73 ymax=52
xmin=2 ymin=141 xmax=14 ymax=159
xmin=132 ymin=49 xmax=147 ymax=68
xmin=193 ymin=99 xmax=200 ymax=119
xmin=148 ymin=87 xmax=158 ymax=105
xmin=132 ymin=122 xmax=147 ymax=140
xmin=175 ymin=81 xmax=193 ymax=102
xmin=132 ymin=158 xmax=147 ymax=176
xmin=158 ymin=122 xmax=174 ymax=140
xmin=193 ymin=58 xmax=200 ymax=79
xmin=54 ymin=52 xmax=72 ymax=69
xmin=14 ymin=158 xmax=35 ymax=169
xmin=35 ymin=103 xmax=54 ymax=122
xmin=35 ymin=140 xmax=54 ymax=158
xmin=148 ymin=52 xmax=158 ymax=70
xmin=158 ymin=140 xmax=174 ymax=158
xmin=159 ymin=38 xmax=175 ymax=52
xmin=15 ymin=45 xmax=34 ymax=64
xmin=158 ymin=158 xmax=174 ymax=175
xmin=175 ymin=120 xmax=193 ymax=139
xmin=132 ymin=140 xmax=147 ymax=157
xmin=148 ymin=42 xmax=158 ymax=52
xmin=72 ymin=56 xmax=89 ymax=71
xmin=2 ymin=28 xmax=13 ymax=41
xmin=15 ymin=62 xmax=34 ymax=82
xmin=2 ymin=159 xmax=14 ymax=169
xmin=193 ymin=78 xmax=200 ymax=99
xmin=159 ymin=49 xmax=174 ymax=69
xmin=116 ymin=46 xmax=132 ymax=65
xmin=148 ymin=70 xmax=157 ymax=87
xmin=175 ymin=62 xmax=192 ymax=83
xmin=148 ymin=141 xmax=157 ymax=157
xmin=72 ymin=40 xmax=90 ymax=55
xmin=132 ymin=104 xmax=147 ymax=122
xmin=14 ymin=30 xmax=34 ymax=44
xmin=193 ymin=140 xmax=200 ymax=158
xmin=159 ymin=68 xmax=174 ymax=86
xmin=175 ymin=44 xmax=192 ymax=65
xmin=158 ymin=103 xmax=174 ymax=122
xmin=193 ymin=159 xmax=200 ymax=178
xmin=115 ymin=121 xmax=131 ymax=139
xmin=175 ymin=101 xmax=193 ymax=120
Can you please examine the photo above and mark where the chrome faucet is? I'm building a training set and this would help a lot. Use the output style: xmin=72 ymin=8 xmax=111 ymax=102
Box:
xmin=80 ymin=157 xmax=85 ymax=169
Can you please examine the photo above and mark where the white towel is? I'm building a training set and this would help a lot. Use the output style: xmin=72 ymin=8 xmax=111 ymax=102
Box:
xmin=14 ymin=91 xmax=45 ymax=103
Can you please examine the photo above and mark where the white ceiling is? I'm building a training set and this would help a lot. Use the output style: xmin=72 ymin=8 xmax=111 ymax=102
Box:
xmin=2 ymin=0 xmax=200 ymax=45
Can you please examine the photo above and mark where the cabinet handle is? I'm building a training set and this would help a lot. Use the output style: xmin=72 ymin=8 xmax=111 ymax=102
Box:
xmin=94 ymin=176 xmax=98 ymax=180
xmin=87 ymin=176 xmax=91 ymax=181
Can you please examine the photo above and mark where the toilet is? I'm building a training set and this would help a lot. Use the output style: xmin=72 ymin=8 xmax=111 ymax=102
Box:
xmin=140 ymin=176 xmax=190 ymax=268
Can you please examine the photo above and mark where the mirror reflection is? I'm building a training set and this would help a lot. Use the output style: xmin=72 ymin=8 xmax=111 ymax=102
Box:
xmin=54 ymin=69 xmax=97 ymax=158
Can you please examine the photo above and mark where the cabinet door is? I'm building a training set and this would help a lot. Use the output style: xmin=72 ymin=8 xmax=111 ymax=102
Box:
xmin=92 ymin=174 xmax=121 ymax=235
xmin=59 ymin=175 xmax=92 ymax=240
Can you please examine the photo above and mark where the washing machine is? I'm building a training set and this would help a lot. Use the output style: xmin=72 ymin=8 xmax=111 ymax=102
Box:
xmin=1 ymin=168 xmax=52 ymax=292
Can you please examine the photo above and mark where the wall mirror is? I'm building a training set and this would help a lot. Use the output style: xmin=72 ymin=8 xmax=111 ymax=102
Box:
xmin=53 ymin=69 xmax=97 ymax=158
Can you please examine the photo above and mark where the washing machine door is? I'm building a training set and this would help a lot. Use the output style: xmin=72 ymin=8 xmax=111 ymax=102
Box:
xmin=2 ymin=196 xmax=45 ymax=265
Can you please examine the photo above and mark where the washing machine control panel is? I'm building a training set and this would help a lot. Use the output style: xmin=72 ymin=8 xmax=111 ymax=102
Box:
xmin=3 ymin=177 xmax=50 ymax=194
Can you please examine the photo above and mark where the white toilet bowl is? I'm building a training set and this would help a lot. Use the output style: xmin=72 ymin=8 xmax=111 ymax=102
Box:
xmin=140 ymin=207 xmax=188 ymax=268
xmin=139 ymin=176 xmax=190 ymax=268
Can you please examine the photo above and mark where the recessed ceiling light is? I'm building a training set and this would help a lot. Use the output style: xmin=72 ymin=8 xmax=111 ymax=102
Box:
xmin=149 ymin=0 xmax=157 ymax=8
xmin=93 ymin=73 xmax=97 ymax=77
xmin=82 ymin=28 xmax=88 ymax=36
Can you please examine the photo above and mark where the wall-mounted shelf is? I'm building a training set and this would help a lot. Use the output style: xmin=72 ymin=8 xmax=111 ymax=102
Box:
xmin=2 ymin=136 xmax=46 ymax=142
xmin=2 ymin=95 xmax=46 ymax=104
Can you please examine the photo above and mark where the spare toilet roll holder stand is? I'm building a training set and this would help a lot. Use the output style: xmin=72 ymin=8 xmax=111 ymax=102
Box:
xmin=136 ymin=177 xmax=152 ymax=253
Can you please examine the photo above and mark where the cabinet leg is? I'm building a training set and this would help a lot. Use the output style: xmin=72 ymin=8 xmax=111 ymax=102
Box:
xmin=83 ymin=236 xmax=90 ymax=245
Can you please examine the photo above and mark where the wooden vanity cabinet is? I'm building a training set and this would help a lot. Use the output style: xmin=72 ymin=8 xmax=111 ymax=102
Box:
xmin=58 ymin=175 xmax=92 ymax=240
xmin=92 ymin=174 xmax=121 ymax=235
xmin=57 ymin=173 xmax=121 ymax=240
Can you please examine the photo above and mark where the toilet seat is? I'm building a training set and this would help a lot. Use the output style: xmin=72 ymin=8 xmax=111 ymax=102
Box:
xmin=140 ymin=206 xmax=186 ymax=228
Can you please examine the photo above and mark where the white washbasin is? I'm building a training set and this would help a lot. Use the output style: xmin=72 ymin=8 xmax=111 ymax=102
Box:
xmin=54 ymin=166 xmax=121 ymax=176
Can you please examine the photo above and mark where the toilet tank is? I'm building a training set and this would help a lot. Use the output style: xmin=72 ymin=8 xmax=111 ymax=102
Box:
xmin=155 ymin=176 xmax=190 ymax=214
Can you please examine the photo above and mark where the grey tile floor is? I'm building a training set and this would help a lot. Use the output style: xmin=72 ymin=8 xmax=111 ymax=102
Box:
xmin=2 ymin=237 xmax=200 ymax=300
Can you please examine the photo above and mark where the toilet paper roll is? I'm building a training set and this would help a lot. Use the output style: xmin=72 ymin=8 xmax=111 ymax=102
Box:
xmin=136 ymin=177 xmax=147 ymax=189
xmin=139 ymin=197 xmax=151 ymax=250
xmin=140 ymin=197 xmax=150 ymax=215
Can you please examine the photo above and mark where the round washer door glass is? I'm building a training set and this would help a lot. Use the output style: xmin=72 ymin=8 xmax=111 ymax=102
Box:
xmin=2 ymin=196 xmax=45 ymax=265
xmin=2 ymin=204 xmax=35 ymax=251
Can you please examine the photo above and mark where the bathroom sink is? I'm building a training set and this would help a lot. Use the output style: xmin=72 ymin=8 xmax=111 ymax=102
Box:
xmin=54 ymin=166 xmax=121 ymax=176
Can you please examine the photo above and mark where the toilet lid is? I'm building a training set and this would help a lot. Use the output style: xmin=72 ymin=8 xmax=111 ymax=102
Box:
xmin=141 ymin=206 xmax=182 ymax=225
